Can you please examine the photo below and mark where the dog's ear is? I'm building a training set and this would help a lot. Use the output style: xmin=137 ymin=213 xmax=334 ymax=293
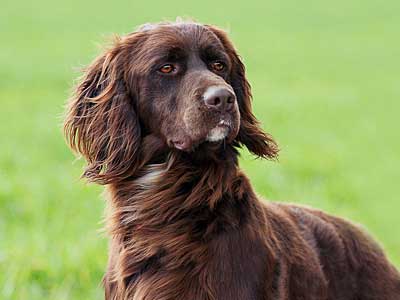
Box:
xmin=206 ymin=26 xmax=279 ymax=159
xmin=64 ymin=34 xmax=144 ymax=184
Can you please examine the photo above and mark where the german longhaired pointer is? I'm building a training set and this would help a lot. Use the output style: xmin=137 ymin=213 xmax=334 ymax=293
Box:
xmin=64 ymin=21 xmax=400 ymax=299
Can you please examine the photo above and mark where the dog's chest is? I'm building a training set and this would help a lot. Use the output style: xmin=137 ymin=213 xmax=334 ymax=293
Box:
xmin=205 ymin=228 xmax=271 ymax=300
xmin=131 ymin=227 xmax=271 ymax=300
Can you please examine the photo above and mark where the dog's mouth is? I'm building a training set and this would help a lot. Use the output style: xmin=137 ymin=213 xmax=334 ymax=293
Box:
xmin=171 ymin=138 xmax=192 ymax=151
xmin=171 ymin=119 xmax=233 ymax=151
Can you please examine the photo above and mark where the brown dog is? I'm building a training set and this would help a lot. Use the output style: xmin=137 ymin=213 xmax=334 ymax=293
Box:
xmin=64 ymin=21 xmax=400 ymax=300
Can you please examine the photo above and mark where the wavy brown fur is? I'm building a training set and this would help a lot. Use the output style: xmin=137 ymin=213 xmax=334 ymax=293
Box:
xmin=64 ymin=21 xmax=400 ymax=299
xmin=103 ymin=146 xmax=278 ymax=299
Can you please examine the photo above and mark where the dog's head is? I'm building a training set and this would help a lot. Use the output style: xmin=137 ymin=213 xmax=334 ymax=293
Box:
xmin=64 ymin=21 xmax=278 ymax=184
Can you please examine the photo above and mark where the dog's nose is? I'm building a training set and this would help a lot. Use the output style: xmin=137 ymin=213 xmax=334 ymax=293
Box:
xmin=203 ymin=86 xmax=235 ymax=111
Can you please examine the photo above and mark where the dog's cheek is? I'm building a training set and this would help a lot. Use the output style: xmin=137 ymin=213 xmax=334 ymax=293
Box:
xmin=182 ymin=105 xmax=209 ymax=141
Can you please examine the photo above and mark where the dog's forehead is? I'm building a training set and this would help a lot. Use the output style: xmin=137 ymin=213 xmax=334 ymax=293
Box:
xmin=138 ymin=21 xmax=204 ymax=34
xmin=138 ymin=22 xmax=223 ymax=50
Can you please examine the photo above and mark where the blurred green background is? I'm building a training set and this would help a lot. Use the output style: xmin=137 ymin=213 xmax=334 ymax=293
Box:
xmin=1 ymin=0 xmax=399 ymax=298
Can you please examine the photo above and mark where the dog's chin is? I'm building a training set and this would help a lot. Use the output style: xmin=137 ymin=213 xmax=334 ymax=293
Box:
xmin=205 ymin=125 xmax=229 ymax=143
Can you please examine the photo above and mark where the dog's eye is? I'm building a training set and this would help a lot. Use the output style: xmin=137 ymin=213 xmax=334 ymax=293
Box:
xmin=159 ymin=64 xmax=175 ymax=74
xmin=211 ymin=61 xmax=225 ymax=72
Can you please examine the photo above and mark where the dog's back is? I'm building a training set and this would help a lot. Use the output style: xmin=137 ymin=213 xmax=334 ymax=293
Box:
xmin=265 ymin=202 xmax=400 ymax=299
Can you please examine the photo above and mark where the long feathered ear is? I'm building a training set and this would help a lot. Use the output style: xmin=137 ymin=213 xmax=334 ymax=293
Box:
xmin=206 ymin=26 xmax=279 ymax=159
xmin=64 ymin=35 xmax=143 ymax=184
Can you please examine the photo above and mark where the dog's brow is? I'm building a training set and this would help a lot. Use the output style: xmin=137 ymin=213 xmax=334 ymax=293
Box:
xmin=164 ymin=47 xmax=187 ymax=61
xmin=144 ymin=44 xmax=187 ymax=64
xmin=201 ymin=45 xmax=230 ymax=65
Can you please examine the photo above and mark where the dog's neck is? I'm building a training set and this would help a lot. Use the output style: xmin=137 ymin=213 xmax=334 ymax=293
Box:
xmin=104 ymin=142 xmax=268 ymax=285
xmin=107 ymin=143 xmax=251 ymax=231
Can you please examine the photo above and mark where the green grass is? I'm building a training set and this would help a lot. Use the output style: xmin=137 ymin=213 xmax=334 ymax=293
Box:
xmin=1 ymin=0 xmax=399 ymax=298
